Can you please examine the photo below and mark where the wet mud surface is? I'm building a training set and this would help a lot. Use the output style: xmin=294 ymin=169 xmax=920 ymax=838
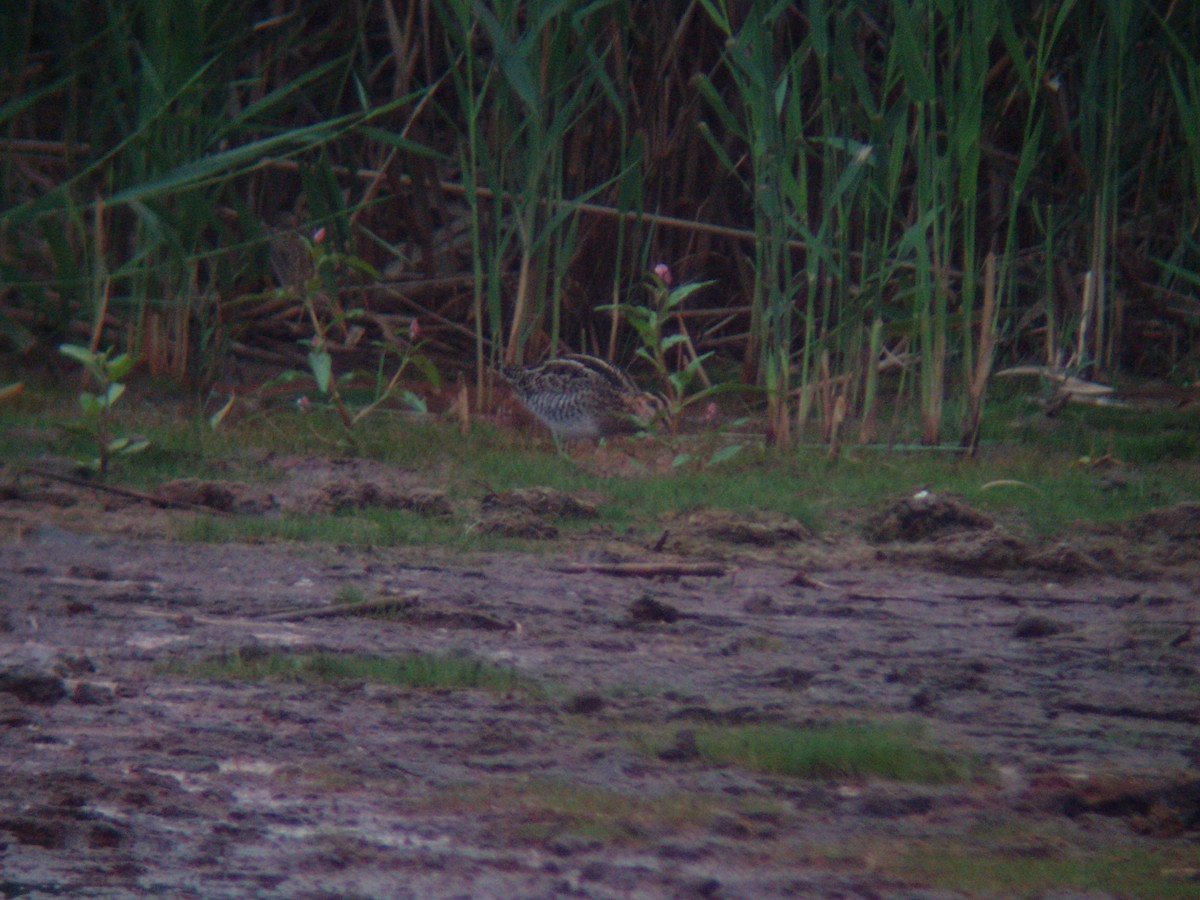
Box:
xmin=1 ymin=465 xmax=1198 ymax=898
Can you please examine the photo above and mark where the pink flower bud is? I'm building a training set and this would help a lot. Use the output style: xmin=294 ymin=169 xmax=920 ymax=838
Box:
xmin=313 ymin=227 xmax=327 ymax=244
xmin=297 ymin=396 xmax=311 ymax=413
xmin=409 ymin=319 xmax=421 ymax=340
xmin=653 ymin=263 xmax=672 ymax=286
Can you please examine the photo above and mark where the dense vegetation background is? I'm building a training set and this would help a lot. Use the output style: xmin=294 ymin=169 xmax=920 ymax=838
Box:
xmin=3 ymin=0 xmax=1199 ymax=447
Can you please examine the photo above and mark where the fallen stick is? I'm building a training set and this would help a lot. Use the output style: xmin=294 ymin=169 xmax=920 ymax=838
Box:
xmin=787 ymin=571 xmax=832 ymax=589
xmin=20 ymin=467 xmax=236 ymax=516
xmin=551 ymin=562 xmax=730 ymax=578
xmin=257 ymin=593 xmax=421 ymax=621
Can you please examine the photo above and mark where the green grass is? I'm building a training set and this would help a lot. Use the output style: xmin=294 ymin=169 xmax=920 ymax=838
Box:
xmin=813 ymin=444 xmax=1197 ymax=536
xmin=427 ymin=778 xmax=722 ymax=844
xmin=168 ymin=648 xmax=538 ymax=695
xmin=646 ymin=721 xmax=979 ymax=784
xmin=333 ymin=583 xmax=367 ymax=605
xmin=893 ymin=834 xmax=1200 ymax=898
xmin=180 ymin=508 xmax=467 ymax=547
xmin=4 ymin=383 xmax=1199 ymax=544
xmin=981 ymin=393 xmax=1200 ymax=463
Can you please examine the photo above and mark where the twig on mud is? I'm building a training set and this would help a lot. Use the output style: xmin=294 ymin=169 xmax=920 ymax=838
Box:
xmin=786 ymin=571 xmax=832 ymax=589
xmin=20 ymin=466 xmax=237 ymax=517
xmin=257 ymin=593 xmax=422 ymax=621
xmin=551 ymin=561 xmax=731 ymax=578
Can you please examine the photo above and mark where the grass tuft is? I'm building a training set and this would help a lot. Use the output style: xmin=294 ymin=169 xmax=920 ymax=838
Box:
xmin=169 ymin=648 xmax=536 ymax=695
xmin=428 ymin=778 xmax=721 ymax=844
xmin=893 ymin=835 xmax=1200 ymax=898
xmin=653 ymin=720 xmax=977 ymax=784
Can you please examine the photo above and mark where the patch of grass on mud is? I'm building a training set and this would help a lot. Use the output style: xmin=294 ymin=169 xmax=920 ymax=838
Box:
xmin=645 ymin=721 xmax=977 ymax=784
xmin=177 ymin=508 xmax=536 ymax=551
xmin=169 ymin=648 xmax=537 ymax=695
xmin=427 ymin=778 xmax=722 ymax=844
xmin=180 ymin=509 xmax=442 ymax=545
xmin=983 ymin=394 xmax=1200 ymax=465
xmin=6 ymin=385 xmax=1199 ymax=542
xmin=890 ymin=834 xmax=1200 ymax=898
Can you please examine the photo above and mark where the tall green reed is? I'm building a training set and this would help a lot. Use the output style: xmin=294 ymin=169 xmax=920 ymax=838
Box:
xmin=695 ymin=0 xmax=814 ymax=447
xmin=2 ymin=1 xmax=404 ymax=373
xmin=5 ymin=0 xmax=1200 ymax=436
xmin=437 ymin=0 xmax=618 ymax=384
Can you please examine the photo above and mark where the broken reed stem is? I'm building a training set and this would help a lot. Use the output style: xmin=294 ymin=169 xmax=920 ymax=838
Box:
xmin=1078 ymin=269 xmax=1094 ymax=374
xmin=89 ymin=192 xmax=110 ymax=353
xmin=962 ymin=251 xmax=997 ymax=454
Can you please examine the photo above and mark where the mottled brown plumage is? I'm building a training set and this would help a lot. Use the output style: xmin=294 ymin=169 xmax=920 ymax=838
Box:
xmin=499 ymin=354 xmax=665 ymax=439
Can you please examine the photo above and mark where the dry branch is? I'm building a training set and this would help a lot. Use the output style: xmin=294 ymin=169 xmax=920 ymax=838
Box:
xmin=20 ymin=467 xmax=236 ymax=516
xmin=257 ymin=593 xmax=422 ymax=621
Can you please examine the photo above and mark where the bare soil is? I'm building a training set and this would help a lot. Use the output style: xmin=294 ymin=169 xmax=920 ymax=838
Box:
xmin=2 ymin=458 xmax=1198 ymax=898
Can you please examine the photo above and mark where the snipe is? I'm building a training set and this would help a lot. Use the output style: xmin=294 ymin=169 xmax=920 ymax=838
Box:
xmin=499 ymin=354 xmax=665 ymax=440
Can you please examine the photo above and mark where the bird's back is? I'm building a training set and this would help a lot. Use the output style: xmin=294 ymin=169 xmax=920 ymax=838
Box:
xmin=499 ymin=354 xmax=662 ymax=439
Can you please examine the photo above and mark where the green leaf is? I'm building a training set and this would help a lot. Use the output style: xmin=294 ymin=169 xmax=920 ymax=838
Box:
xmin=668 ymin=371 xmax=693 ymax=393
xmin=103 ymin=383 xmax=126 ymax=407
xmin=660 ymin=334 xmax=690 ymax=351
xmin=695 ymin=0 xmax=731 ymax=35
xmin=773 ymin=74 xmax=789 ymax=117
xmin=472 ymin=4 xmax=539 ymax=111
xmin=118 ymin=439 xmax=151 ymax=457
xmin=707 ymin=444 xmax=744 ymax=467
xmin=309 ymin=350 xmax=333 ymax=393
xmin=891 ymin=2 xmax=935 ymax=104
xmin=79 ymin=393 xmax=103 ymax=416
xmin=209 ymin=395 xmax=236 ymax=430
xmin=808 ymin=0 xmax=830 ymax=58
xmin=106 ymin=116 xmax=356 ymax=207
xmin=341 ymin=257 xmax=382 ymax=281
xmin=663 ymin=280 xmax=715 ymax=309
xmin=399 ymin=389 xmax=427 ymax=413
xmin=671 ymin=452 xmax=693 ymax=468
xmin=407 ymin=353 xmax=441 ymax=388
xmin=107 ymin=353 xmax=135 ymax=381
xmin=60 ymin=344 xmax=105 ymax=382
xmin=58 ymin=343 xmax=97 ymax=367
xmin=266 ymin=369 xmax=309 ymax=387
xmin=357 ymin=126 xmax=445 ymax=161
xmin=695 ymin=121 xmax=747 ymax=181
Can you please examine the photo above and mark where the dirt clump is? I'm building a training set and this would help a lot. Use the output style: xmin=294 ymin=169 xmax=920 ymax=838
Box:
xmin=1131 ymin=501 xmax=1200 ymax=541
xmin=475 ymin=486 xmax=602 ymax=539
xmin=865 ymin=492 xmax=1103 ymax=578
xmin=481 ymin=486 xmax=599 ymax=518
xmin=864 ymin=491 xmax=993 ymax=542
xmin=158 ymin=478 xmax=276 ymax=514
xmin=314 ymin=479 xmax=451 ymax=515
xmin=1033 ymin=774 xmax=1200 ymax=837
xmin=669 ymin=509 xmax=811 ymax=556
xmin=925 ymin=527 xmax=1029 ymax=573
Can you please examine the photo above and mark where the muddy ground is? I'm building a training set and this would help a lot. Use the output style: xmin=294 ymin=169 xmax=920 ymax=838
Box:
xmin=1 ymin=457 xmax=1198 ymax=898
